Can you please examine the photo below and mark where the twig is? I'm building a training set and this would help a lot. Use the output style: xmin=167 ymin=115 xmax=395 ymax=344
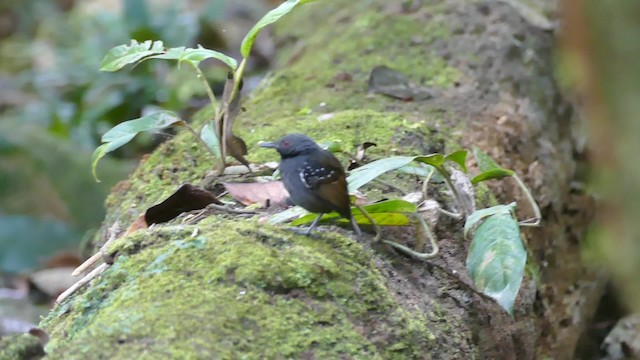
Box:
xmin=206 ymin=203 xmax=258 ymax=214
xmin=56 ymin=263 xmax=109 ymax=304
xmin=72 ymin=221 xmax=120 ymax=276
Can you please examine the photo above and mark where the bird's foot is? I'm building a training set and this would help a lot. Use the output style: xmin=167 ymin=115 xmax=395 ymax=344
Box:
xmin=286 ymin=227 xmax=320 ymax=238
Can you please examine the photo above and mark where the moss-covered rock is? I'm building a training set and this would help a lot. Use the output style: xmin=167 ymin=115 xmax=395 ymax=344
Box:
xmin=42 ymin=218 xmax=433 ymax=359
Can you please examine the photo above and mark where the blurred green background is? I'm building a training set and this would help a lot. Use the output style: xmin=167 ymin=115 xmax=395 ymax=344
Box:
xmin=0 ymin=0 xmax=272 ymax=328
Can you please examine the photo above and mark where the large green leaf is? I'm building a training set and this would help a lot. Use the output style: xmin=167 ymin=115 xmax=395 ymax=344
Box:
xmin=347 ymin=154 xmax=446 ymax=192
xmin=240 ymin=0 xmax=318 ymax=58
xmin=200 ymin=122 xmax=221 ymax=158
xmin=347 ymin=156 xmax=417 ymax=192
xmin=268 ymin=206 xmax=309 ymax=225
xmin=464 ymin=203 xmax=516 ymax=238
xmin=466 ymin=211 xmax=526 ymax=314
xmin=471 ymin=147 xmax=515 ymax=184
xmin=291 ymin=200 xmax=417 ymax=226
xmin=444 ymin=150 xmax=468 ymax=172
xmin=100 ymin=40 xmax=165 ymax=72
xmin=92 ymin=111 xmax=183 ymax=181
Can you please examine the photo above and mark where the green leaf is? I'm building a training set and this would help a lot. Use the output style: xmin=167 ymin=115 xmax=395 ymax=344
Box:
xmin=91 ymin=134 xmax=136 ymax=181
xmin=200 ymin=122 xmax=221 ymax=158
xmin=92 ymin=111 xmax=182 ymax=181
xmin=471 ymin=147 xmax=515 ymax=184
xmin=466 ymin=212 xmax=526 ymax=314
xmin=445 ymin=150 xmax=468 ymax=172
xmin=100 ymin=40 xmax=165 ymax=72
xmin=347 ymin=156 xmax=417 ymax=192
xmin=268 ymin=206 xmax=309 ymax=225
xmin=291 ymin=200 xmax=417 ymax=226
xmin=414 ymin=154 xmax=445 ymax=167
xmin=240 ymin=0 xmax=318 ymax=58
xmin=464 ymin=203 xmax=516 ymax=238
xmin=347 ymin=150 xmax=458 ymax=192
xmin=471 ymin=169 xmax=515 ymax=184
xmin=145 ymin=45 xmax=237 ymax=70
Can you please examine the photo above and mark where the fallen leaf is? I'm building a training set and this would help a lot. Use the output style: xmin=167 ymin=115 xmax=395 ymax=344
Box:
xmin=145 ymin=184 xmax=220 ymax=225
xmin=124 ymin=214 xmax=148 ymax=235
xmin=41 ymin=252 xmax=83 ymax=269
xmin=223 ymin=181 xmax=290 ymax=207
xmin=28 ymin=267 xmax=77 ymax=298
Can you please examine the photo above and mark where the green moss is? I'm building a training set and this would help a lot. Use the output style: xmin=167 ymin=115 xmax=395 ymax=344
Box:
xmin=41 ymin=219 xmax=434 ymax=359
xmin=0 ymin=334 xmax=45 ymax=360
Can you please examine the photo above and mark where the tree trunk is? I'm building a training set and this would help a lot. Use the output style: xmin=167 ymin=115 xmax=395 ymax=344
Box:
xmin=34 ymin=1 xmax=598 ymax=359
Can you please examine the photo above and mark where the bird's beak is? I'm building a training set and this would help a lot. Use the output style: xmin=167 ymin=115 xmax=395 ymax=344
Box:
xmin=259 ymin=141 xmax=277 ymax=149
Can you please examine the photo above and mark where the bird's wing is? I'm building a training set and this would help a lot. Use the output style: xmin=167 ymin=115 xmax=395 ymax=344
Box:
xmin=299 ymin=151 xmax=344 ymax=189
xmin=300 ymin=151 xmax=351 ymax=216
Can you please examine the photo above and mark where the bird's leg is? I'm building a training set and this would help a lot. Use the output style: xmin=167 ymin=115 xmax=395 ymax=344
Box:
xmin=302 ymin=213 xmax=324 ymax=236
xmin=349 ymin=216 xmax=362 ymax=237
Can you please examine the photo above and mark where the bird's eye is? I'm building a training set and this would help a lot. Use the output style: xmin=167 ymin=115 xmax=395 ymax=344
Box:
xmin=282 ymin=141 xmax=289 ymax=147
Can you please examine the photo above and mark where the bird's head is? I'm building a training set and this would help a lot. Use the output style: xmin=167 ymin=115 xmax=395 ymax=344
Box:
xmin=260 ymin=133 xmax=321 ymax=158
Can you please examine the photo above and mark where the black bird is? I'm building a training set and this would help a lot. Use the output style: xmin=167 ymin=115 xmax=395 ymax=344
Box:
xmin=260 ymin=134 xmax=362 ymax=236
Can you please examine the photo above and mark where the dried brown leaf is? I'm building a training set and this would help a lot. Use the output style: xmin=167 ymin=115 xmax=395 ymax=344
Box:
xmin=223 ymin=181 xmax=290 ymax=207
xmin=145 ymin=184 xmax=220 ymax=225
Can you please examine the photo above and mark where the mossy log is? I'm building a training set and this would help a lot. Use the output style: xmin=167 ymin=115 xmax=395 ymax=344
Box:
xmin=29 ymin=1 xmax=599 ymax=359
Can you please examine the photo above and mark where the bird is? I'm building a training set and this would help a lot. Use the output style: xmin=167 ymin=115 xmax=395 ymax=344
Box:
xmin=260 ymin=133 xmax=362 ymax=237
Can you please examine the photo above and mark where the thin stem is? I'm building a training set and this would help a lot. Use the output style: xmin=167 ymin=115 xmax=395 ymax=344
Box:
xmin=183 ymin=122 xmax=219 ymax=159
xmin=421 ymin=166 xmax=436 ymax=200
xmin=191 ymin=65 xmax=218 ymax=128
xmin=439 ymin=165 xmax=468 ymax=217
xmin=355 ymin=204 xmax=381 ymax=242
xmin=513 ymin=175 xmax=541 ymax=227
xmin=437 ymin=208 xmax=463 ymax=220
xmin=382 ymin=215 xmax=439 ymax=260
xmin=219 ymin=58 xmax=248 ymax=171
xmin=230 ymin=58 xmax=247 ymax=104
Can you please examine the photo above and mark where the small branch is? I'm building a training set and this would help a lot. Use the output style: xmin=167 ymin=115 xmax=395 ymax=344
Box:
xmin=206 ymin=203 xmax=258 ymax=214
xmin=57 ymin=263 xmax=109 ymax=304
xmin=513 ymin=175 xmax=541 ymax=227
xmin=72 ymin=221 xmax=120 ymax=276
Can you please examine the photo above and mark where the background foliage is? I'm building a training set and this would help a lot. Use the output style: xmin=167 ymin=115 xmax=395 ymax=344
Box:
xmin=0 ymin=0 xmax=269 ymax=273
